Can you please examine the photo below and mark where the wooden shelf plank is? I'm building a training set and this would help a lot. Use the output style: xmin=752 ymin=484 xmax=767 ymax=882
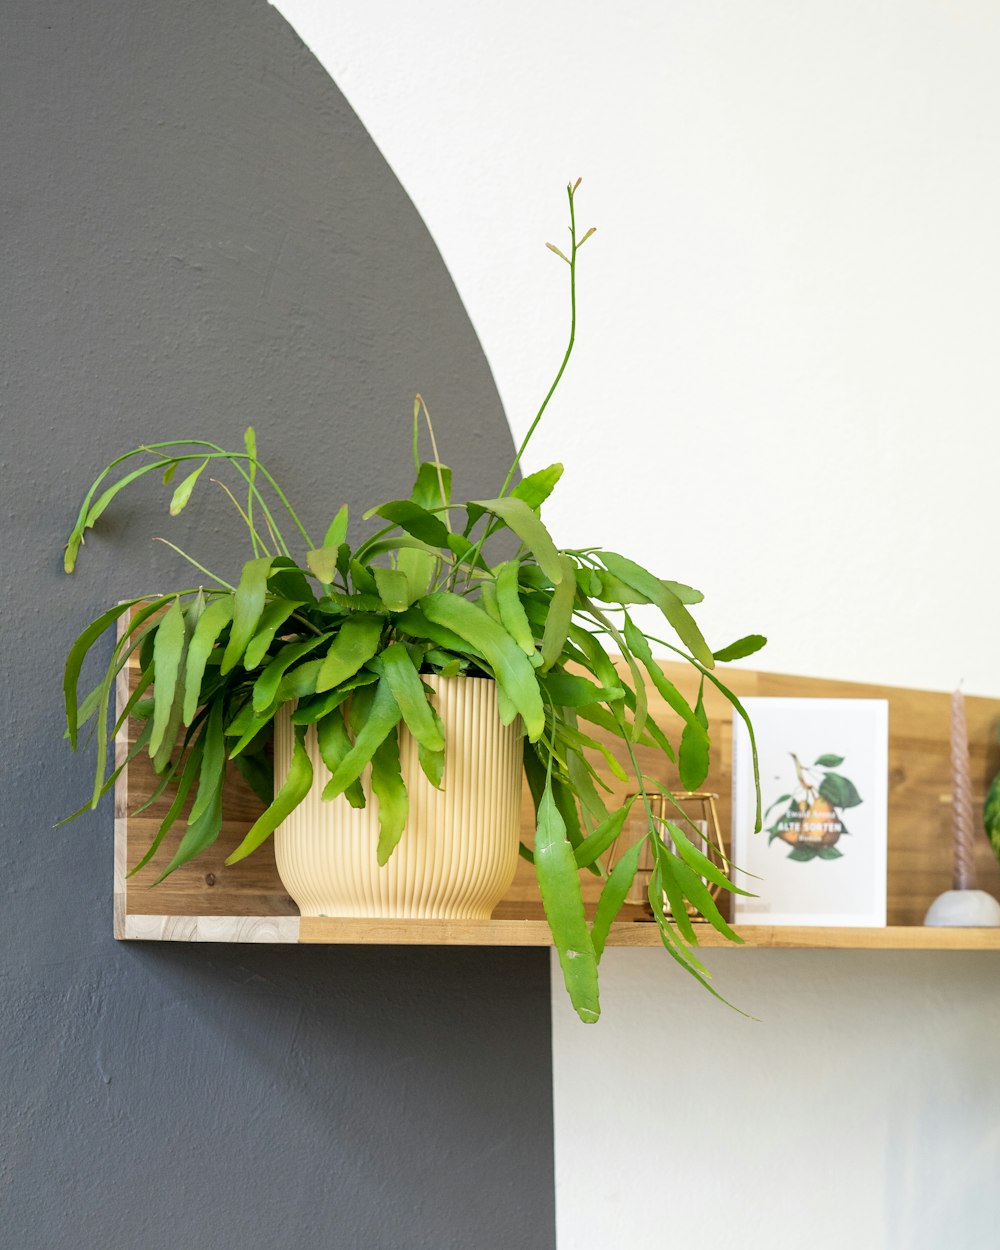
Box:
xmin=115 ymin=632 xmax=1000 ymax=952
xmin=118 ymin=914 xmax=1000 ymax=950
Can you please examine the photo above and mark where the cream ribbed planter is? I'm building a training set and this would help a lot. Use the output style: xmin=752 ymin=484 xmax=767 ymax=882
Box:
xmin=272 ymin=675 xmax=523 ymax=919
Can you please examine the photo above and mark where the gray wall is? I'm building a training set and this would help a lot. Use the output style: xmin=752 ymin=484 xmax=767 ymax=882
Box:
xmin=1 ymin=3 xmax=554 ymax=1246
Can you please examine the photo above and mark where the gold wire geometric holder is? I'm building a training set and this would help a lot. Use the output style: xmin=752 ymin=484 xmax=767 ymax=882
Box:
xmin=607 ymin=791 xmax=728 ymax=917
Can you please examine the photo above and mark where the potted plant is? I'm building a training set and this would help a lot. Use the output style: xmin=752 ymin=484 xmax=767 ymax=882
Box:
xmin=62 ymin=181 xmax=764 ymax=1022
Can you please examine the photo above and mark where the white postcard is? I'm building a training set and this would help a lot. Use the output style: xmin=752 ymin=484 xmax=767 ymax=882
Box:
xmin=731 ymin=697 xmax=889 ymax=926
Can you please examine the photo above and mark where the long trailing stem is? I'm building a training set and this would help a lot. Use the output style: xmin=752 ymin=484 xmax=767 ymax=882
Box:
xmin=455 ymin=181 xmax=593 ymax=595
xmin=499 ymin=179 xmax=584 ymax=498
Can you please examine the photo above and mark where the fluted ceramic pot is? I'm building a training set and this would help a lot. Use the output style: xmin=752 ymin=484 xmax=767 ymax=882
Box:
xmin=272 ymin=675 xmax=522 ymax=919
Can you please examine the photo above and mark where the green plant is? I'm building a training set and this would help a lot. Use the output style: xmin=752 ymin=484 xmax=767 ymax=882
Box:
xmin=986 ymin=734 xmax=1000 ymax=864
xmin=62 ymin=181 xmax=764 ymax=1022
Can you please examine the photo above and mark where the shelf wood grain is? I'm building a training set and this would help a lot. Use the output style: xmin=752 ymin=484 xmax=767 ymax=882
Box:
xmin=114 ymin=618 xmax=1000 ymax=951
xmin=116 ymin=914 xmax=1000 ymax=950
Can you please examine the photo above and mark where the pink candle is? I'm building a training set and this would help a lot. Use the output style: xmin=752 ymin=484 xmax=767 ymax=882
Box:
xmin=951 ymin=688 xmax=976 ymax=891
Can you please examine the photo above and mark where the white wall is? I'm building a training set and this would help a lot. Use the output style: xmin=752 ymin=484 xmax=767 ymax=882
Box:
xmin=270 ymin=5 xmax=1000 ymax=1248
xmin=274 ymin=0 xmax=1000 ymax=696
xmin=553 ymin=949 xmax=1000 ymax=1250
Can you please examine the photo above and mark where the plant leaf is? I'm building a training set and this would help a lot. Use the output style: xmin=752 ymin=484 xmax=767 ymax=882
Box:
xmin=598 ymin=551 xmax=714 ymax=668
xmin=314 ymin=614 xmax=384 ymax=694
xmin=63 ymin=598 xmax=148 ymax=750
xmin=185 ymin=702 xmax=226 ymax=827
xmin=128 ymin=733 xmax=205 ymax=876
xmin=371 ymin=727 xmax=408 ymax=865
xmin=243 ymin=599 xmax=303 ymax=671
xmin=814 ymin=754 xmax=845 ymax=768
xmin=373 ymin=566 xmax=414 ymax=612
xmin=534 ymin=780 xmax=600 ymax=1023
xmin=380 ymin=643 xmax=445 ymax=753
xmin=713 ymin=634 xmax=767 ymax=663
xmin=322 ymin=677 xmax=402 ymax=800
xmin=410 ymin=461 xmax=452 ymax=512
xmin=221 ymin=556 xmax=274 ymax=675
xmin=168 ymin=459 xmax=208 ymax=516
xmin=148 ymin=598 xmax=186 ymax=759
xmin=591 ymin=837 xmax=643 ymax=960
xmin=182 ymin=597 xmax=234 ymax=724
xmin=419 ymin=592 xmax=544 ymax=741
xmin=541 ymin=555 xmax=577 ymax=672
xmin=367 ymin=499 xmax=450 ymax=547
xmin=471 ymin=496 xmax=564 ymax=585
xmin=226 ymin=726 xmax=314 ymax=864
xmin=323 ymin=503 xmax=349 ymax=550
xmin=574 ymin=801 xmax=634 ymax=869
xmin=622 ymin=619 xmax=698 ymax=728
xmin=510 ymin=462 xmax=563 ymax=510
xmin=678 ymin=679 xmax=711 ymax=790
xmin=253 ymin=634 xmax=328 ymax=713
xmin=306 ymin=545 xmax=341 ymax=584
xmin=495 ymin=560 xmax=535 ymax=656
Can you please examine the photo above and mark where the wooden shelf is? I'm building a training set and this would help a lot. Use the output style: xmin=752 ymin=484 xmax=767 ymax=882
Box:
xmin=115 ymin=639 xmax=1000 ymax=954
xmin=117 ymin=914 xmax=1000 ymax=949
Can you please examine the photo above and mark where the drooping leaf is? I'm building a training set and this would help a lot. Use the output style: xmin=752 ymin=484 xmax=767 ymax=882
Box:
xmin=665 ymin=820 xmax=753 ymax=897
xmin=574 ymin=801 xmax=634 ymax=869
xmin=380 ymin=643 xmax=445 ymax=753
xmin=289 ymin=671 xmax=378 ymax=725
xmin=713 ymin=634 xmax=767 ymax=663
xmin=221 ymin=556 xmax=274 ymax=675
xmin=182 ymin=597 xmax=234 ymax=724
xmin=540 ymin=671 xmax=621 ymax=709
xmin=495 ymin=560 xmax=535 ymax=657
xmin=622 ymin=619 xmax=699 ymax=729
xmin=129 ymin=733 xmax=205 ymax=876
xmin=598 ymin=551 xmax=714 ymax=669
xmin=665 ymin=844 xmax=743 ymax=943
xmin=662 ymin=580 xmax=704 ymax=605
xmin=322 ymin=677 xmax=402 ymax=800
xmin=470 ymin=496 xmax=565 ymax=585
xmin=275 ymin=659 xmax=325 ymax=703
xmin=184 ymin=702 xmax=226 ymax=828
xmin=168 ymin=459 xmax=209 ymax=516
xmin=314 ymin=614 xmax=384 ymax=694
xmin=63 ymin=598 xmax=148 ymax=750
xmin=678 ymin=679 xmax=711 ymax=791
xmin=148 ymin=598 xmax=186 ymax=759
xmin=419 ymin=592 xmax=544 ymax=741
xmin=367 ymin=499 xmax=450 ymax=547
xmin=253 ymin=634 xmax=328 ymax=713
xmin=534 ymin=780 xmax=600 ymax=1023
xmin=371 ymin=727 xmax=408 ymax=865
xmin=226 ymin=725 xmax=314 ymax=864
xmin=651 ymin=847 xmax=698 ymax=945
xmin=243 ymin=599 xmax=303 ymax=671
xmin=156 ymin=763 xmax=225 ymax=881
xmin=541 ymin=555 xmax=577 ymax=672
xmin=591 ymin=837 xmax=643 ymax=960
